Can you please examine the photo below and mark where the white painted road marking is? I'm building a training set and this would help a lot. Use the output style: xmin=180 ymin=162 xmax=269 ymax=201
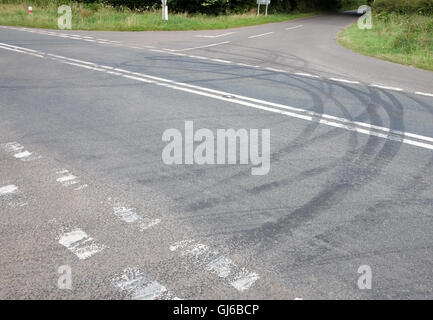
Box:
xmin=3 ymin=142 xmax=40 ymax=161
xmin=196 ymin=32 xmax=236 ymax=38
xmin=112 ymin=206 xmax=161 ymax=231
xmin=285 ymin=24 xmax=303 ymax=30
xmin=1 ymin=29 xmax=431 ymax=97
xmin=14 ymin=150 xmax=32 ymax=159
xmin=113 ymin=267 xmax=179 ymax=300
xmin=248 ymin=32 xmax=274 ymax=39
xmin=164 ymin=41 xmax=230 ymax=52
xmin=55 ymin=169 xmax=87 ymax=190
xmin=415 ymin=92 xmax=433 ymax=97
xmin=294 ymin=72 xmax=320 ymax=78
xmin=56 ymin=171 xmax=79 ymax=186
xmin=370 ymin=84 xmax=403 ymax=91
xmin=58 ymin=228 xmax=106 ymax=260
xmin=329 ymin=78 xmax=360 ymax=84
xmin=0 ymin=185 xmax=18 ymax=196
xmin=2 ymin=43 xmax=433 ymax=151
xmin=170 ymin=240 xmax=259 ymax=292
xmin=265 ymin=67 xmax=287 ymax=73
xmin=4 ymin=142 xmax=24 ymax=153
xmin=0 ymin=185 xmax=28 ymax=207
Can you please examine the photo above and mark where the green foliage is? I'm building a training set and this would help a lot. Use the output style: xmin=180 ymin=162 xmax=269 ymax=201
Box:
xmin=0 ymin=1 xmax=315 ymax=30
xmin=373 ymin=0 xmax=433 ymax=15
xmin=85 ymin=0 xmax=344 ymax=14
xmin=339 ymin=12 xmax=433 ymax=70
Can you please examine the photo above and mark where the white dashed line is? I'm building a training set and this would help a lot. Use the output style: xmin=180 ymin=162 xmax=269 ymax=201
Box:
xmin=0 ymin=185 xmax=27 ymax=207
xmin=113 ymin=267 xmax=180 ymax=300
xmin=14 ymin=150 xmax=33 ymax=159
xmin=0 ymin=185 xmax=18 ymax=196
xmin=4 ymin=142 xmax=24 ymax=153
xmin=195 ymin=32 xmax=236 ymax=38
xmin=186 ymin=55 xmax=208 ymax=60
xmin=265 ymin=67 xmax=287 ymax=73
xmin=236 ymin=63 xmax=255 ymax=67
xmin=58 ymin=228 xmax=106 ymax=260
xmin=56 ymin=173 xmax=79 ymax=186
xmin=294 ymin=72 xmax=320 ymax=78
xmin=248 ymin=32 xmax=274 ymax=39
xmin=3 ymin=142 xmax=41 ymax=161
xmin=329 ymin=78 xmax=360 ymax=84
xmin=210 ymin=58 xmax=232 ymax=64
xmin=55 ymin=169 xmax=87 ymax=190
xmin=112 ymin=206 xmax=161 ymax=231
xmin=4 ymin=43 xmax=433 ymax=151
xmin=285 ymin=24 xmax=303 ymax=30
xmin=165 ymin=41 xmax=230 ymax=52
xmin=415 ymin=91 xmax=433 ymax=97
xmin=170 ymin=240 xmax=259 ymax=292
xmin=3 ymin=26 xmax=430 ymax=99
xmin=370 ymin=84 xmax=403 ymax=91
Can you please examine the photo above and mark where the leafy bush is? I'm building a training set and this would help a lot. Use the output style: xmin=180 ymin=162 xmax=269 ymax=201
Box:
xmin=97 ymin=0 xmax=343 ymax=14
xmin=373 ymin=0 xmax=433 ymax=15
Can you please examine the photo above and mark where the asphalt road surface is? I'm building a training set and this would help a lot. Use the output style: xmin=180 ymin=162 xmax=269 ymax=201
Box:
xmin=1 ymin=12 xmax=432 ymax=299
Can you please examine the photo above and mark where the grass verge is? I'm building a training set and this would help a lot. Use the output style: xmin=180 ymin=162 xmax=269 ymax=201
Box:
xmin=0 ymin=1 xmax=316 ymax=31
xmin=338 ymin=13 xmax=433 ymax=71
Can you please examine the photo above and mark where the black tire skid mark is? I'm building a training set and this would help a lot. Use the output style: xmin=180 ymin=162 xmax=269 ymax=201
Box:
xmin=230 ymin=87 xmax=404 ymax=252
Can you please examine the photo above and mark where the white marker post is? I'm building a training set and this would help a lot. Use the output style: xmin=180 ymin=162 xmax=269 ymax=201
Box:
xmin=161 ymin=0 xmax=168 ymax=21
xmin=28 ymin=6 xmax=33 ymax=15
xmin=257 ymin=0 xmax=270 ymax=17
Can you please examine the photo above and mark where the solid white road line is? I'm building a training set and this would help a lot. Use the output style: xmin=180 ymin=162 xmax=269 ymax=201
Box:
xmin=3 ymin=43 xmax=433 ymax=151
xmin=210 ymin=58 xmax=232 ymax=64
xmin=248 ymin=32 xmax=274 ymax=39
xmin=294 ymin=72 xmax=320 ymax=78
xmin=236 ymin=63 xmax=255 ymax=67
xmin=196 ymin=32 xmax=236 ymax=38
xmin=370 ymin=84 xmax=404 ymax=91
xmin=285 ymin=24 xmax=303 ymax=30
xmin=415 ymin=91 xmax=433 ymax=97
xmin=170 ymin=240 xmax=259 ymax=292
xmin=0 ymin=44 xmax=44 ymax=58
xmin=165 ymin=41 xmax=230 ymax=52
xmin=265 ymin=67 xmax=287 ymax=73
xmin=58 ymin=228 xmax=107 ymax=260
xmin=0 ymin=185 xmax=18 ymax=196
xmin=3 ymin=26 xmax=430 ymax=98
xmin=329 ymin=78 xmax=360 ymax=84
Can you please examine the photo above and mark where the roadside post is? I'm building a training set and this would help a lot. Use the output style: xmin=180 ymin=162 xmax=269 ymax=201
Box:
xmin=161 ymin=0 xmax=168 ymax=21
xmin=28 ymin=6 xmax=33 ymax=15
xmin=257 ymin=0 xmax=270 ymax=17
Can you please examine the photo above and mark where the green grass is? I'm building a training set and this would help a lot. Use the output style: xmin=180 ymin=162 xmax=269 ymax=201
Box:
xmin=0 ymin=1 xmax=316 ymax=31
xmin=339 ymin=13 xmax=433 ymax=71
